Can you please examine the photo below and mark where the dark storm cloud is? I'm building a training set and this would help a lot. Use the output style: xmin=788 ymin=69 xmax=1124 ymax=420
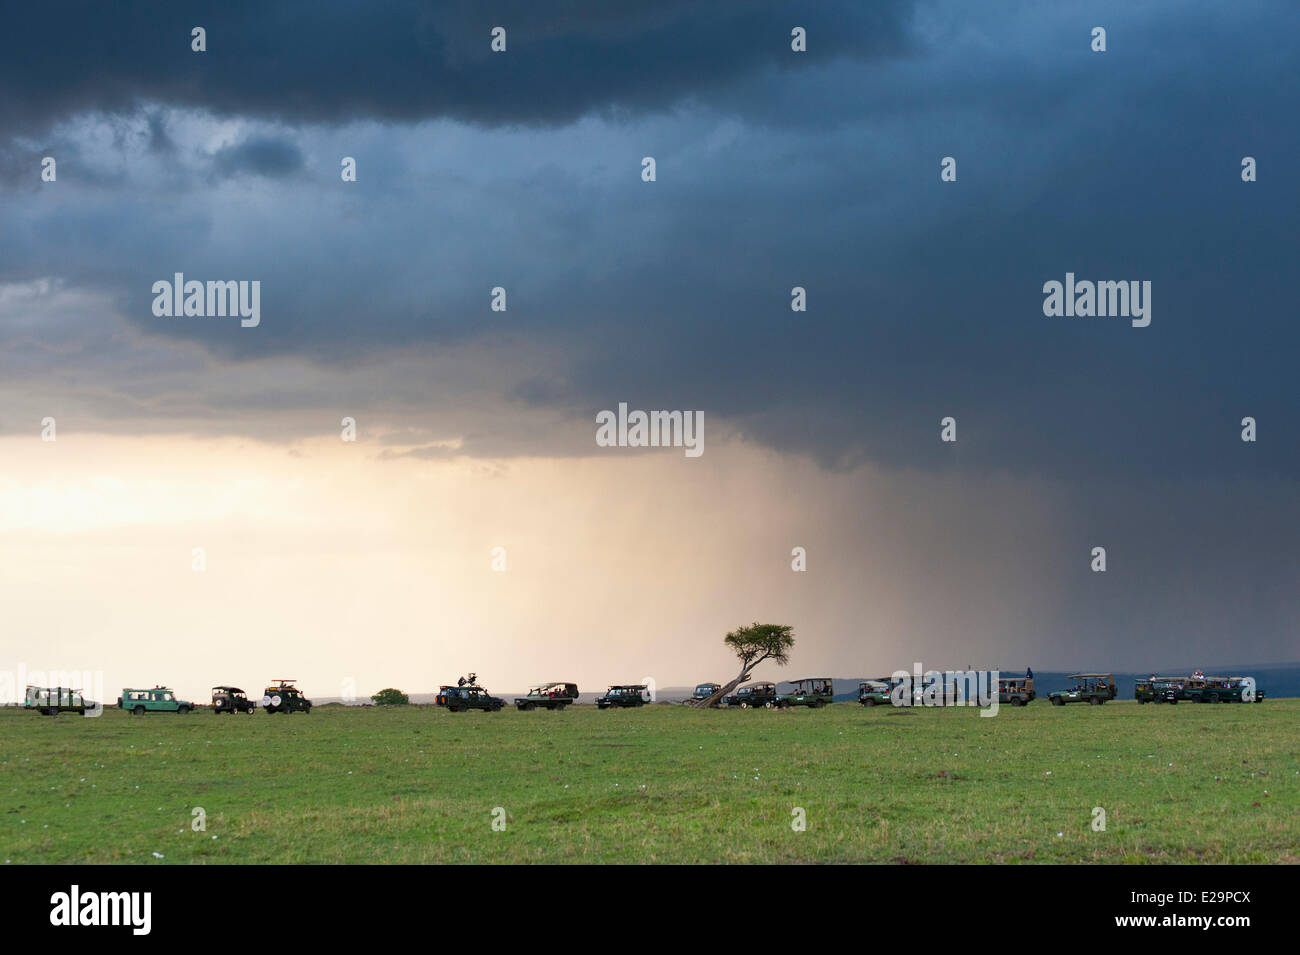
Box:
xmin=0 ymin=0 xmax=913 ymax=137
xmin=2 ymin=0 xmax=1298 ymax=488
xmin=210 ymin=135 xmax=304 ymax=179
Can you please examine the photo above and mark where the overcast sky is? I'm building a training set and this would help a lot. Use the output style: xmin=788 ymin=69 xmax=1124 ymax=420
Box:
xmin=2 ymin=1 xmax=1296 ymax=701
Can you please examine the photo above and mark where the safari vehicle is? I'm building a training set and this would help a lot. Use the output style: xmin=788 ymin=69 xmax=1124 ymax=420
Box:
xmin=117 ymin=686 xmax=193 ymax=715
xmin=436 ymin=675 xmax=505 ymax=712
xmin=211 ymin=685 xmax=256 ymax=714
xmin=779 ymin=677 xmax=834 ymax=708
xmin=595 ymin=684 xmax=649 ymax=709
xmin=1048 ymin=674 xmax=1117 ymax=706
xmin=261 ymin=680 xmax=312 ymax=714
xmin=692 ymin=682 xmax=722 ymax=702
xmin=723 ymin=681 xmax=778 ymax=709
xmin=1135 ymin=677 xmax=1183 ymax=704
xmin=515 ymin=682 xmax=579 ymax=710
xmin=1231 ymin=677 xmax=1265 ymax=703
xmin=997 ymin=675 xmax=1036 ymax=706
xmin=1186 ymin=676 xmax=1263 ymax=703
xmin=857 ymin=679 xmax=893 ymax=706
xmin=24 ymin=686 xmax=92 ymax=716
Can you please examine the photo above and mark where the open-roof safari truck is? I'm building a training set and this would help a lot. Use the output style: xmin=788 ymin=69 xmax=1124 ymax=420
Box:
xmin=779 ymin=677 xmax=834 ymax=708
xmin=997 ymin=675 xmax=1035 ymax=706
xmin=1178 ymin=675 xmax=1263 ymax=703
xmin=1048 ymin=674 xmax=1117 ymax=706
xmin=515 ymin=682 xmax=579 ymax=710
xmin=25 ymin=685 xmax=92 ymax=716
xmin=857 ymin=679 xmax=893 ymax=706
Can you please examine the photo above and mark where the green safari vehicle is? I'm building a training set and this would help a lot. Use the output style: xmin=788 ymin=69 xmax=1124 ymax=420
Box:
xmin=724 ymin=681 xmax=778 ymax=708
xmin=25 ymin=685 xmax=92 ymax=716
xmin=1230 ymin=677 xmax=1265 ymax=703
xmin=779 ymin=677 xmax=833 ymax=708
xmin=1135 ymin=677 xmax=1183 ymax=703
xmin=1048 ymin=674 xmax=1117 ymax=706
xmin=857 ymin=679 xmax=892 ymax=706
xmin=997 ymin=675 xmax=1036 ymax=706
xmin=117 ymin=686 xmax=193 ymax=715
xmin=595 ymin=685 xmax=650 ymax=709
xmin=1188 ymin=676 xmax=1263 ymax=703
xmin=515 ymin=682 xmax=579 ymax=710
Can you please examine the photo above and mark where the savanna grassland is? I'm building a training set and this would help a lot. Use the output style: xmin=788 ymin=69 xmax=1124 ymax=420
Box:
xmin=2 ymin=699 xmax=1296 ymax=864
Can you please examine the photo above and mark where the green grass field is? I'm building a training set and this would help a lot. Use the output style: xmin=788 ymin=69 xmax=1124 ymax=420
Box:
xmin=2 ymin=699 xmax=1296 ymax=864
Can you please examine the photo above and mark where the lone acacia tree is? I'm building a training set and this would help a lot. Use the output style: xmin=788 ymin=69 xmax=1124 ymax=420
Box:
xmin=696 ymin=622 xmax=795 ymax=707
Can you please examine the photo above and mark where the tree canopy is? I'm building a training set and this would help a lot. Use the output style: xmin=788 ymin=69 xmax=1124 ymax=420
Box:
xmin=724 ymin=622 xmax=795 ymax=673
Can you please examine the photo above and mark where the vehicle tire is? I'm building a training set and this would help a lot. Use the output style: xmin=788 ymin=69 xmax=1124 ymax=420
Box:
xmin=1089 ymin=696 xmax=1102 ymax=705
xmin=815 ymin=700 xmax=826 ymax=709
xmin=864 ymin=698 xmax=876 ymax=707
xmin=1050 ymin=697 xmax=1063 ymax=706
xmin=178 ymin=706 xmax=189 ymax=715
xmin=739 ymin=701 xmax=749 ymax=709
xmin=1012 ymin=697 xmax=1024 ymax=706
xmin=764 ymin=701 xmax=775 ymax=709
xmin=133 ymin=706 xmax=145 ymax=716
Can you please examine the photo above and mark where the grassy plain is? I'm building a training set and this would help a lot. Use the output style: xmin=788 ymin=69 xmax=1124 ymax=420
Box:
xmin=2 ymin=699 xmax=1296 ymax=864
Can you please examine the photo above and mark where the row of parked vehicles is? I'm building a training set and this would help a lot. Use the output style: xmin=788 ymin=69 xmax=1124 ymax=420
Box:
xmin=853 ymin=674 xmax=1046 ymax=706
xmin=691 ymin=677 xmax=836 ymax=708
xmin=433 ymin=676 xmax=650 ymax=711
xmin=24 ymin=681 xmax=313 ymax=716
xmin=22 ymin=681 xmax=314 ymax=716
xmin=25 ymin=670 xmax=1267 ymax=718
xmin=117 ymin=681 xmax=313 ymax=715
xmin=855 ymin=671 xmax=1264 ymax=707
